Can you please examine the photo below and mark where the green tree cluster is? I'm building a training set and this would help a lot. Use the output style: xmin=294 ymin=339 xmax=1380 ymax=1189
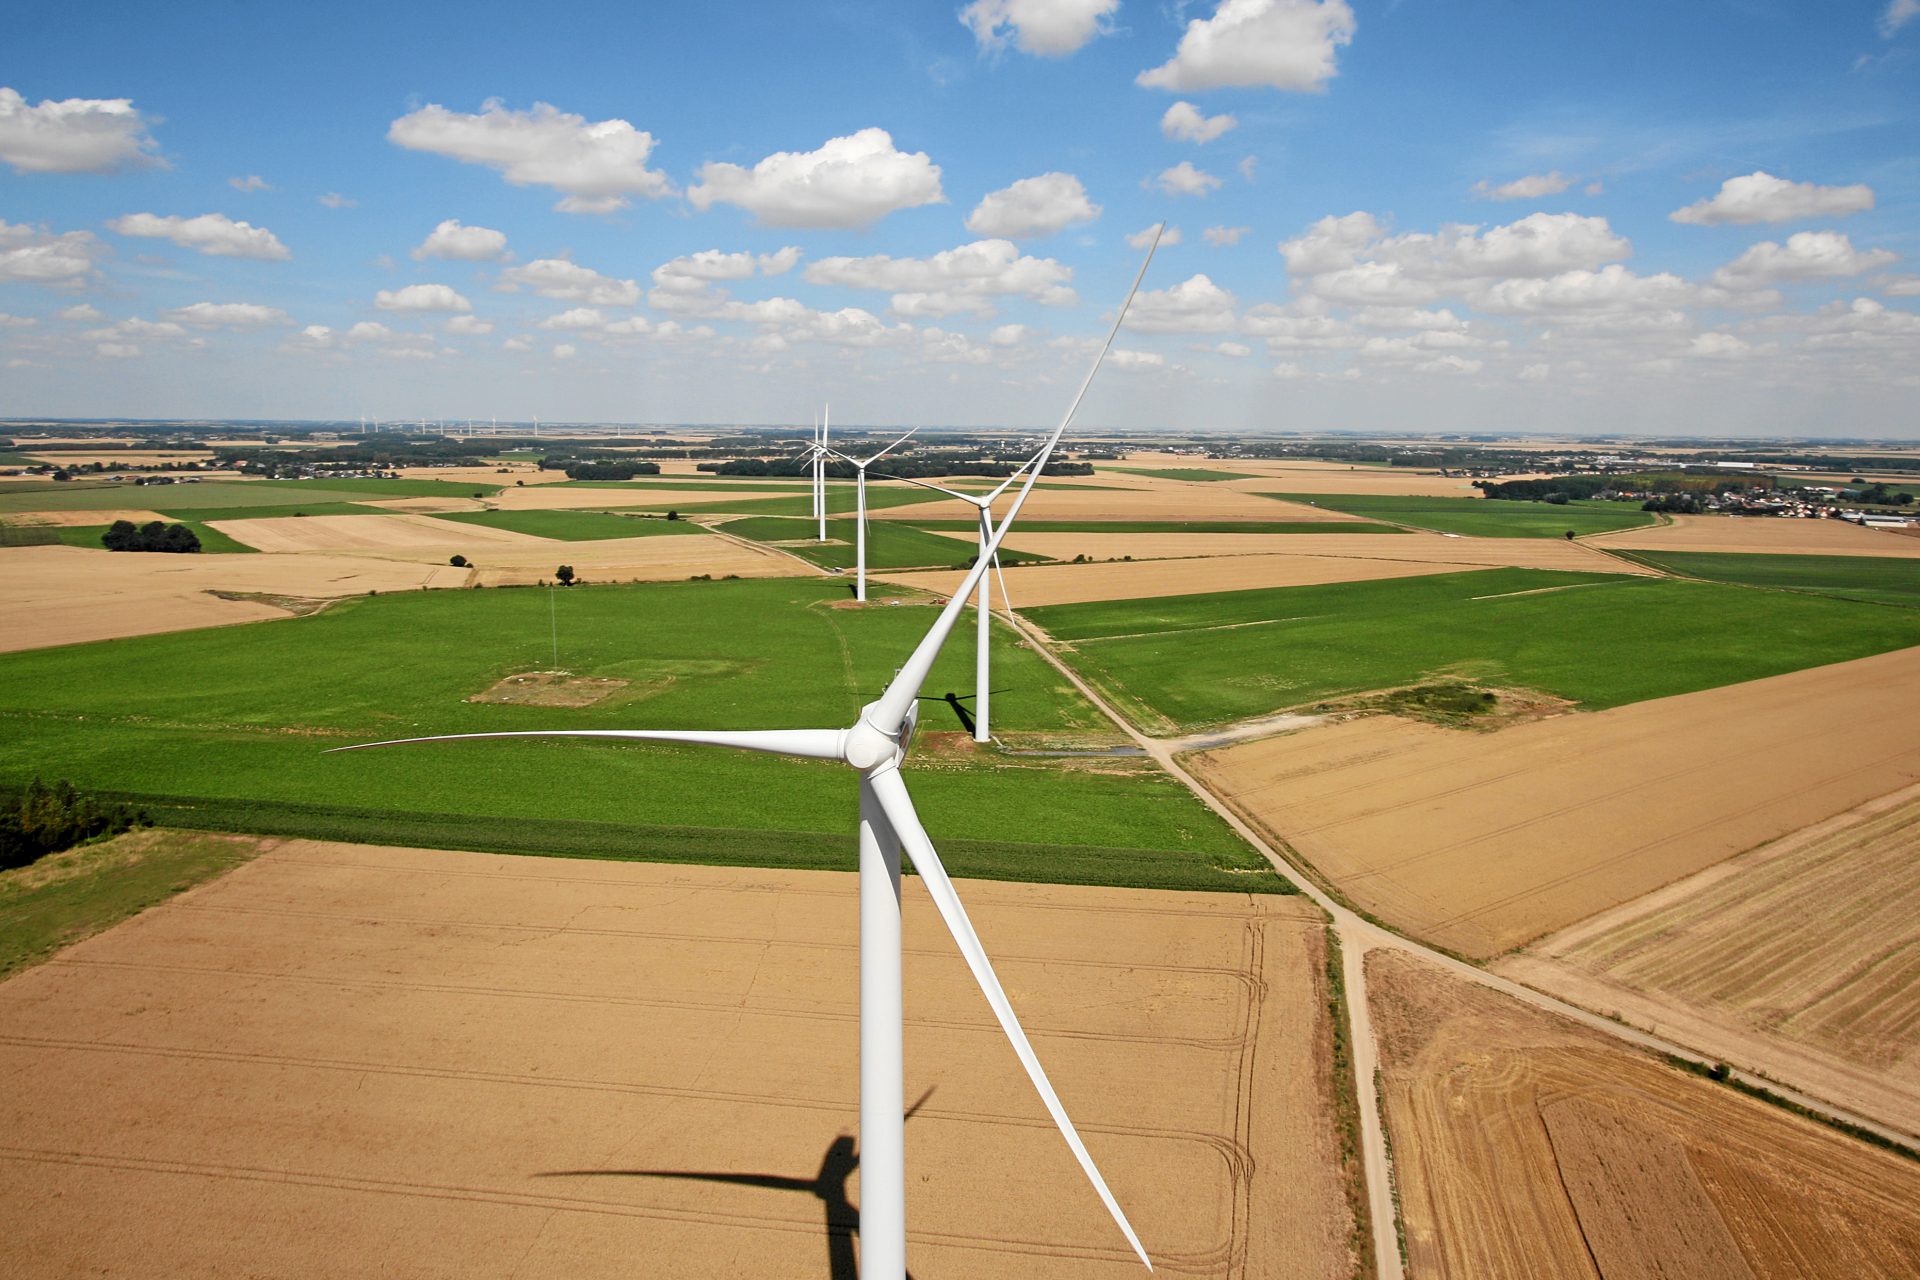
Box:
xmin=0 ymin=779 xmax=148 ymax=871
xmin=102 ymin=520 xmax=202 ymax=553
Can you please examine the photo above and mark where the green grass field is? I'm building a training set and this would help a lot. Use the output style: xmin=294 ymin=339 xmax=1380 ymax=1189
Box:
xmin=562 ymin=478 xmax=816 ymax=492
xmin=49 ymin=521 xmax=258 ymax=553
xmin=0 ymin=477 xmax=498 ymax=516
xmin=1029 ymin=568 xmax=1920 ymax=732
xmin=1266 ymin=492 xmax=1658 ymax=538
xmin=607 ymin=487 xmax=948 ymax=519
xmin=0 ymin=578 xmax=1280 ymax=893
xmin=719 ymin=516 xmax=1046 ymax=570
xmin=1619 ymin=551 xmax=1920 ymax=608
xmin=1109 ymin=467 xmax=1261 ymax=482
xmin=429 ymin=510 xmax=704 ymax=541
xmin=900 ymin=518 xmax=1408 ymax=536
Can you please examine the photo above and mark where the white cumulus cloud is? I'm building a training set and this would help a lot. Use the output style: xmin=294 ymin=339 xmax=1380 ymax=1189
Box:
xmin=1155 ymin=161 xmax=1222 ymax=197
xmin=688 ymin=128 xmax=944 ymax=229
xmin=1203 ymin=225 xmax=1249 ymax=246
xmin=1161 ymin=101 xmax=1238 ymax=144
xmin=1138 ymin=0 xmax=1355 ymax=93
xmin=806 ymin=239 xmax=1075 ymax=317
xmin=1880 ymin=0 xmax=1920 ymax=38
xmin=965 ymin=172 xmax=1100 ymax=238
xmin=375 ymin=283 xmax=473 ymax=313
xmin=959 ymin=0 xmax=1120 ymax=56
xmin=1712 ymin=231 xmax=1897 ymax=289
xmin=1129 ymin=224 xmax=1181 ymax=249
xmin=1671 ymin=171 xmax=1875 ymax=226
xmin=412 ymin=219 xmax=509 ymax=261
xmin=318 ymin=192 xmax=356 ymax=210
xmin=106 ymin=212 xmax=290 ymax=260
xmin=499 ymin=258 xmax=641 ymax=307
xmin=387 ymin=99 xmax=673 ymax=213
xmin=165 ymin=302 xmax=290 ymax=329
xmin=1126 ymin=273 xmax=1238 ymax=333
xmin=0 ymin=87 xmax=162 ymax=174
xmin=0 ymin=220 xmax=106 ymax=289
xmin=227 ymin=174 xmax=270 ymax=193
xmin=1473 ymin=172 xmax=1571 ymax=201
xmin=445 ymin=315 xmax=494 ymax=336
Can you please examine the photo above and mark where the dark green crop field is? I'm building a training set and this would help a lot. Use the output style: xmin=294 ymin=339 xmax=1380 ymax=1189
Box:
xmin=900 ymin=519 xmax=1408 ymax=536
xmin=429 ymin=510 xmax=704 ymax=541
xmin=0 ymin=477 xmax=502 ymax=515
xmin=0 ymin=578 xmax=1279 ymax=893
xmin=1617 ymin=550 xmax=1920 ymax=608
xmin=1030 ymin=568 xmax=1920 ymax=732
xmin=719 ymin=516 xmax=1047 ymax=571
xmin=1108 ymin=467 xmax=1262 ymax=482
xmin=1265 ymin=493 xmax=1658 ymax=538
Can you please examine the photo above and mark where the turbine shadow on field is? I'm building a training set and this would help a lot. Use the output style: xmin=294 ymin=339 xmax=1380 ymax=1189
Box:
xmin=535 ymin=1089 xmax=934 ymax=1280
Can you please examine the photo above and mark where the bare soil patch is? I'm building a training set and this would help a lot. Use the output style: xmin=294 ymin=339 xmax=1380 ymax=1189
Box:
xmin=209 ymin=513 xmax=544 ymax=553
xmin=0 ymin=545 xmax=464 ymax=653
xmin=0 ymin=841 xmax=1352 ymax=1278
xmin=1499 ymin=782 xmax=1920 ymax=1136
xmin=1368 ymin=948 xmax=1920 ymax=1280
xmin=1190 ymin=645 xmax=1920 ymax=959
xmin=468 ymin=670 xmax=630 ymax=707
xmin=1595 ymin=515 xmax=1920 ymax=557
xmin=4 ymin=507 xmax=170 ymax=527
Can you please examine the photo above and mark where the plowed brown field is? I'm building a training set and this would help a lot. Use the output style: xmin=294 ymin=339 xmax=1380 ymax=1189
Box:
xmin=1499 ymin=783 xmax=1920 ymax=1136
xmin=1368 ymin=949 xmax=1920 ymax=1280
xmin=0 ymin=544 xmax=466 ymax=652
xmin=0 ymin=841 xmax=1353 ymax=1279
xmin=210 ymin=513 xmax=547 ymax=553
xmin=1188 ymin=646 xmax=1920 ymax=959
xmin=1594 ymin=515 xmax=1920 ymax=557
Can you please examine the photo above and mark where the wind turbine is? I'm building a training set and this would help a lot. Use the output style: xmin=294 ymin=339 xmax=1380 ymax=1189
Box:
xmin=332 ymin=227 xmax=1163 ymax=1280
xmin=812 ymin=407 xmax=832 ymax=541
xmin=829 ymin=429 xmax=917 ymax=603
xmin=876 ymin=459 xmax=1036 ymax=743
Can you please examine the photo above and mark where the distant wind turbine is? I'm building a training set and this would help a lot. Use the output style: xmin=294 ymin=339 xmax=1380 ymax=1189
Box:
xmin=880 ymin=460 xmax=1036 ymax=743
xmin=829 ymin=429 xmax=917 ymax=602
xmin=332 ymin=226 xmax=1164 ymax=1280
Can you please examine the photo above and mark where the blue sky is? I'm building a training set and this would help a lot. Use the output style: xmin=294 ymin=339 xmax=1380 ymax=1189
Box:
xmin=3 ymin=0 xmax=1917 ymax=436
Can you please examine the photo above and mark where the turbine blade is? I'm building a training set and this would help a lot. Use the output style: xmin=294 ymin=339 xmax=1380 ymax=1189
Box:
xmin=864 ymin=768 xmax=1152 ymax=1271
xmin=328 ymin=728 xmax=845 ymax=761
xmin=873 ymin=471 xmax=980 ymax=504
xmin=991 ymin=548 xmax=1016 ymax=625
xmin=861 ymin=426 xmax=918 ymax=467
xmin=869 ymin=227 xmax=1163 ymax=734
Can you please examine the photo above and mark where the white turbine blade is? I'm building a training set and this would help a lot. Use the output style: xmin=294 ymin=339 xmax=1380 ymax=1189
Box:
xmin=328 ymin=727 xmax=846 ymax=761
xmin=880 ymin=472 xmax=982 ymax=505
xmin=991 ymin=549 xmax=1016 ymax=624
xmin=865 ymin=768 xmax=1151 ymax=1271
xmin=869 ymin=226 xmax=1163 ymax=733
xmin=860 ymin=426 xmax=918 ymax=467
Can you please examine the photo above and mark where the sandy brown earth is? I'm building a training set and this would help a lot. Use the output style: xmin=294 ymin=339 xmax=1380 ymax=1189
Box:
xmin=882 ymin=534 xmax=1648 ymax=608
xmin=5 ymin=507 xmax=171 ymax=527
xmin=872 ymin=481 xmax=1320 ymax=524
xmin=22 ymin=450 xmax=217 ymax=466
xmin=1593 ymin=514 xmax=1920 ymax=557
xmin=488 ymin=484 xmax=807 ymax=511
xmin=995 ymin=530 xmax=1653 ymax=574
xmin=209 ymin=513 xmax=550 ymax=553
xmin=1367 ymin=948 xmax=1920 ymax=1280
xmin=0 ymin=841 xmax=1353 ymax=1279
xmin=0 ymin=544 xmax=468 ymax=652
xmin=1498 ymin=782 xmax=1920 ymax=1137
xmin=1188 ymin=645 xmax=1920 ymax=960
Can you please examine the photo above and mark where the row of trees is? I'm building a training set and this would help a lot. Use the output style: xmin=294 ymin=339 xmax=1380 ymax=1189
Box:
xmin=102 ymin=520 xmax=202 ymax=553
xmin=0 ymin=779 xmax=148 ymax=871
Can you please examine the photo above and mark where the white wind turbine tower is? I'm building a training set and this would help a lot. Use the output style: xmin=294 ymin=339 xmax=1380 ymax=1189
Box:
xmin=878 ymin=459 xmax=1037 ymax=743
xmin=807 ymin=407 xmax=832 ymax=541
xmin=334 ymin=228 xmax=1163 ymax=1280
xmin=829 ymin=428 xmax=917 ymax=603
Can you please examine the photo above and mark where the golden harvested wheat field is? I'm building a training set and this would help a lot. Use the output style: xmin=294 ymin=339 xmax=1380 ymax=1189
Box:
xmin=210 ymin=512 xmax=550 ymax=553
xmin=1498 ymin=782 xmax=1920 ymax=1138
xmin=1593 ymin=514 xmax=1920 ymax=556
xmin=1189 ymin=646 xmax=1920 ymax=959
xmin=0 ymin=841 xmax=1353 ymax=1279
xmin=489 ymin=484 xmax=809 ymax=511
xmin=872 ymin=481 xmax=1333 ymax=524
xmin=0 ymin=544 xmax=468 ymax=652
xmin=5 ymin=507 xmax=172 ymax=527
xmin=996 ymin=529 xmax=1652 ymax=572
xmin=1367 ymin=949 xmax=1920 ymax=1280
